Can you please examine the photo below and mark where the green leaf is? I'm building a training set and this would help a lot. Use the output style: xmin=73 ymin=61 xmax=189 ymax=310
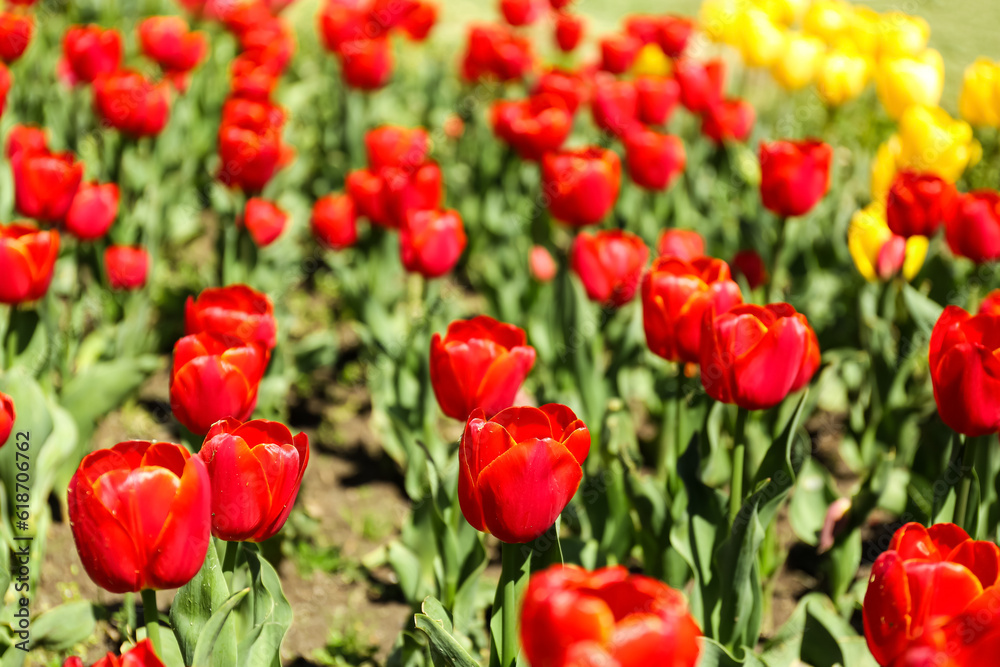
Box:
xmin=761 ymin=593 xmax=878 ymax=667
xmin=696 ymin=637 xmax=766 ymax=667
xmin=170 ymin=539 xmax=235 ymax=667
xmin=27 ymin=602 xmax=95 ymax=651
xmin=415 ymin=597 xmax=480 ymax=667
xmin=236 ymin=545 xmax=293 ymax=667
xmin=901 ymin=284 xmax=943 ymax=339
xmin=60 ymin=355 xmax=160 ymax=440
xmin=192 ymin=588 xmax=250 ymax=667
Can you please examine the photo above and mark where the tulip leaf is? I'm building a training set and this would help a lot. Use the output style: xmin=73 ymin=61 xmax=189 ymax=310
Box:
xmin=236 ymin=545 xmax=293 ymax=667
xmin=696 ymin=637 xmax=766 ymax=666
xmin=59 ymin=355 xmax=160 ymax=442
xmin=192 ymin=588 xmax=250 ymax=667
xmin=415 ymin=605 xmax=480 ymax=667
xmin=27 ymin=601 xmax=95 ymax=651
xmin=761 ymin=593 xmax=878 ymax=667
xmin=171 ymin=539 xmax=236 ymax=667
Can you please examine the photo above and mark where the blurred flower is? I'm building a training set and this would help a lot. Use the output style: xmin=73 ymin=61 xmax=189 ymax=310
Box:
xmin=170 ymin=332 xmax=266 ymax=435
xmin=381 ymin=161 xmax=443 ymax=228
xmin=844 ymin=7 xmax=879 ymax=57
xmin=770 ymin=31 xmax=824 ymax=90
xmin=0 ymin=11 xmax=32 ymax=63
xmin=624 ymin=15 xmax=663 ymax=45
xmin=642 ymin=256 xmax=743 ymax=364
xmin=731 ymin=249 xmax=768 ymax=289
xmin=0 ymin=223 xmax=59 ymax=305
xmin=876 ymin=12 xmax=929 ymax=59
xmin=521 ymin=565 xmax=701 ymax=667
xmin=817 ymin=497 xmax=851 ymax=554
xmin=736 ymin=9 xmax=784 ymax=68
xmin=549 ymin=0 xmax=571 ymax=8
xmin=500 ymin=0 xmax=543 ymax=26
xmin=430 ymin=315 xmax=536 ymax=421
xmin=700 ymin=302 xmax=820 ymax=410
xmin=65 ymin=182 xmax=119 ymax=241
xmin=599 ymin=33 xmax=640 ymax=74
xmin=541 ymin=147 xmax=622 ymax=227
xmin=657 ymin=228 xmax=704 ymax=260
xmin=311 ymin=193 xmax=358 ymax=250
xmin=674 ymin=58 xmax=725 ymax=113
xmin=863 ymin=523 xmax=1000 ymax=664
xmin=632 ymin=43 xmax=670 ymax=77
xmin=756 ymin=0 xmax=809 ymax=26
xmin=894 ymin=105 xmax=981 ymax=184
xmin=242 ymin=197 xmax=288 ymax=247
xmin=886 ymin=171 xmax=956 ymax=238
xmin=61 ymin=25 xmax=122 ymax=85
xmin=318 ymin=0 xmax=367 ymax=53
xmin=0 ymin=392 xmax=13 ymax=448
xmin=979 ymin=290 xmax=1000 ymax=316
xmin=229 ymin=52 xmax=280 ymax=101
xmin=0 ymin=63 xmax=8 ymax=117
xmin=591 ymin=77 xmax=639 ymax=137
xmin=11 ymin=146 xmax=83 ymax=222
xmin=185 ymin=284 xmax=277 ymax=351
xmin=105 ymin=246 xmax=150 ymax=291
xmin=5 ymin=124 xmax=46 ymax=159
xmin=700 ymin=0 xmax=742 ymax=45
xmin=459 ymin=404 xmax=589 ymax=543
xmin=346 ymin=168 xmax=387 ymax=225
xmin=339 ymin=37 xmax=393 ymax=90
xmin=848 ymin=202 xmax=927 ymax=282
xmin=875 ymin=49 xmax=944 ymax=120
xmin=960 ymin=58 xmax=1000 ymax=128
xmin=802 ymin=0 xmax=852 ymax=45
xmin=658 ymin=15 xmax=695 ymax=58
xmin=443 ymin=113 xmax=465 ymax=139
xmin=945 ymin=190 xmax=1000 ymax=265
xmin=570 ymin=229 xmax=649 ymax=307
xmin=635 ymin=75 xmax=680 ymax=125
xmin=492 ymin=93 xmax=572 ymax=161
xmin=534 ymin=67 xmax=589 ymax=115
xmin=554 ymin=12 xmax=584 ymax=53
xmin=68 ymin=441 xmax=211 ymax=593
xmin=399 ymin=208 xmax=467 ymax=278
xmin=94 ymin=70 xmax=172 ymax=137
xmin=701 ymin=98 xmax=756 ymax=144
xmin=199 ymin=418 xmax=309 ymax=542
xmin=759 ymin=139 xmax=832 ymax=217
xmin=367 ymin=125 xmax=429 ymax=170
xmin=461 ymin=23 xmax=533 ymax=83
xmin=530 ymin=245 xmax=557 ymax=282
xmin=399 ymin=1 xmax=437 ymax=41
xmin=138 ymin=16 xmax=207 ymax=90
xmin=816 ymin=47 xmax=869 ymax=106
xmin=870 ymin=139 xmax=899 ymax=202
xmin=624 ymin=127 xmax=686 ymax=191
xmin=217 ymin=98 xmax=290 ymax=192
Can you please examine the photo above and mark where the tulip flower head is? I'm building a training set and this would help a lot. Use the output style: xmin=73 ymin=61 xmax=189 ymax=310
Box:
xmin=599 ymin=33 xmax=640 ymax=74
xmin=674 ymin=58 xmax=725 ymax=113
xmin=816 ymin=47 xmax=870 ymax=106
xmin=570 ymin=229 xmax=649 ymax=307
xmin=0 ymin=63 xmax=9 ymax=116
xmin=62 ymin=25 xmax=122 ymax=85
xmin=311 ymin=193 xmax=359 ymax=250
xmin=138 ymin=15 xmax=207 ymax=87
xmin=534 ymin=68 xmax=589 ymax=115
xmin=770 ymin=31 xmax=825 ymax=90
xmin=959 ymin=58 xmax=1000 ymax=128
xmin=500 ymin=0 xmax=543 ymax=27
xmin=429 ymin=315 xmax=536 ymax=421
xmin=0 ymin=391 xmax=14 ymax=447
xmin=554 ymin=13 xmax=584 ymax=53
xmin=623 ymin=127 xmax=686 ymax=191
xmin=657 ymin=228 xmax=704 ymax=261
xmin=886 ymin=170 xmax=956 ymax=239
xmin=541 ymin=147 xmax=622 ymax=227
xmin=65 ymin=182 xmax=119 ymax=241
xmin=634 ymin=75 xmax=680 ymax=126
xmin=945 ymin=190 xmax=1000 ymax=265
xmin=93 ymin=69 xmax=171 ymax=137
xmin=731 ymin=249 xmax=769 ymax=290
xmin=591 ymin=77 xmax=639 ymax=138
xmin=63 ymin=639 xmax=165 ymax=667
xmin=242 ymin=197 xmax=288 ymax=247
xmin=461 ymin=23 xmax=533 ymax=83
xmin=68 ymin=440 xmax=211 ymax=593
xmin=459 ymin=404 xmax=589 ymax=543
xmin=529 ymin=245 xmax=557 ymax=282
xmin=365 ymin=125 xmax=429 ymax=171
xmin=0 ymin=222 xmax=60 ymax=305
xmin=399 ymin=208 xmax=467 ymax=278
xmin=875 ymin=49 xmax=944 ymax=120
xmin=185 ymin=284 xmax=277 ymax=351
xmin=759 ymin=139 xmax=832 ymax=217
xmin=848 ymin=202 xmax=927 ymax=282
xmin=11 ymin=146 xmax=83 ymax=222
xmin=491 ymin=93 xmax=572 ymax=161
xmin=0 ymin=11 xmax=32 ymax=64
xmin=701 ymin=98 xmax=756 ymax=144
xmin=105 ymin=246 xmax=150 ymax=291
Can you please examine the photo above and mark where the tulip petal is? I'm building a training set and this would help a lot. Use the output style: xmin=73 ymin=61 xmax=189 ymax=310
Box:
xmin=490 ymin=405 xmax=554 ymax=443
xmin=863 ymin=551 xmax=912 ymax=666
xmin=203 ymin=434 xmax=268 ymax=541
xmin=905 ymin=561 xmax=983 ymax=636
xmin=946 ymin=539 xmax=1000 ymax=590
xmin=521 ymin=588 xmax=615 ymax=667
xmin=474 ymin=346 xmax=537 ymax=418
xmin=932 ymin=343 xmax=1000 ymax=436
xmin=732 ymin=316 xmax=807 ymax=409
xmin=609 ymin=614 xmax=672 ymax=667
xmin=148 ymin=456 xmax=211 ymax=589
xmin=249 ymin=442 xmax=301 ymax=541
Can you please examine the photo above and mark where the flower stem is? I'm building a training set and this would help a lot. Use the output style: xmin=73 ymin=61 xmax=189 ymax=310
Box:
xmin=222 ymin=540 xmax=241 ymax=591
xmin=954 ymin=434 xmax=977 ymax=532
xmin=729 ymin=407 xmax=750 ymax=527
xmin=768 ymin=217 xmax=789 ymax=303
xmin=501 ymin=542 xmax=519 ymax=667
xmin=141 ymin=589 xmax=161 ymax=657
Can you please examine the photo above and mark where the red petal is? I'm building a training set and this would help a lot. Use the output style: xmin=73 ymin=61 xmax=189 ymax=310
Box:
xmin=863 ymin=551 xmax=912 ymax=666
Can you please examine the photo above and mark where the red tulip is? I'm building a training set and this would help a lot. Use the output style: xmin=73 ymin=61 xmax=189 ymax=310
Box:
xmin=500 ymin=0 xmax=543 ymax=26
xmin=759 ymin=139 xmax=833 ymax=217
xmin=339 ymin=37 xmax=393 ymax=90
xmin=237 ymin=16 xmax=295 ymax=73
xmin=658 ymin=15 xmax=695 ymax=58
xmin=383 ymin=161 xmax=443 ymax=229
xmin=367 ymin=0 xmax=422 ymax=31
xmin=863 ymin=522 xmax=1000 ymax=666
xmin=0 ymin=11 xmax=31 ymax=63
xmin=530 ymin=245 xmax=557 ymax=282
xmin=230 ymin=52 xmax=280 ymax=101
xmin=459 ymin=404 xmax=589 ymax=543
xmin=400 ymin=2 xmax=437 ymax=41
xmin=979 ymin=290 xmax=1000 ymax=316
xmin=94 ymin=70 xmax=171 ymax=137
xmin=218 ymin=99 xmax=289 ymax=192
xmin=345 ymin=168 xmax=387 ymax=225
xmin=0 ymin=391 xmax=14 ymax=447
xmin=731 ymin=249 xmax=768 ymax=290
xmin=185 ymin=284 xmax=277 ymax=351
xmin=657 ymin=229 xmax=704 ymax=260
xmin=702 ymin=98 xmax=755 ymax=144
xmin=170 ymin=332 xmax=266 ymax=435
xmin=521 ymin=565 xmax=702 ymax=667
xmin=674 ymin=59 xmax=725 ymax=113
xmin=929 ymin=304 xmax=1000 ymax=436
xmin=429 ymin=315 xmax=536 ymax=421
xmin=318 ymin=0 xmax=367 ymax=54
xmin=624 ymin=127 xmax=686 ymax=191
xmin=554 ymin=12 xmax=584 ymax=52
xmin=311 ymin=193 xmax=359 ymax=249
xmin=599 ymin=33 xmax=640 ymax=74
xmin=6 ymin=124 xmax=46 ymax=159
xmin=624 ymin=15 xmax=662 ymax=45
xmin=0 ymin=63 xmax=8 ymax=116
xmin=63 ymin=639 xmax=165 ymax=667
xmin=242 ymin=197 xmax=287 ymax=247
xmin=65 ymin=182 xmax=119 ymax=241
xmin=700 ymin=303 xmax=820 ymax=410
xmin=138 ymin=16 xmax=207 ymax=81
xmin=945 ymin=190 xmax=1000 ymax=264
xmin=491 ymin=93 xmax=572 ymax=161
xmin=541 ymin=147 xmax=622 ymax=227
xmin=400 ymin=208 xmax=467 ymax=278
xmin=642 ymin=256 xmax=743 ymax=364
xmin=11 ymin=148 xmax=83 ymax=222
xmin=365 ymin=125 xmax=429 ymax=171
xmin=68 ymin=440 xmax=211 ymax=593
xmin=591 ymin=77 xmax=639 ymax=137
xmin=886 ymin=171 xmax=956 ymax=239
xmin=461 ymin=23 xmax=533 ymax=83
xmin=62 ymin=25 xmax=122 ymax=84
xmin=105 ymin=246 xmax=150 ymax=291
xmin=533 ymin=67 xmax=589 ymax=115
xmin=571 ymin=229 xmax=649 ymax=307
xmin=0 ymin=223 xmax=59 ymax=305
xmin=635 ymin=75 xmax=680 ymax=126
xmin=549 ymin=0 xmax=571 ymax=8
xmin=199 ymin=418 xmax=309 ymax=542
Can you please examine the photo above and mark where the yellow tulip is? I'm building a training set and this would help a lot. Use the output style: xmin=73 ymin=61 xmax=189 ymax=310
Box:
xmin=848 ymin=203 xmax=928 ymax=282
xmin=632 ymin=43 xmax=671 ymax=77
xmin=959 ymin=58 xmax=1000 ymax=128
xmin=771 ymin=31 xmax=825 ymax=90
xmin=803 ymin=0 xmax=852 ymax=45
xmin=701 ymin=0 xmax=748 ymax=46
xmin=877 ymin=12 xmax=930 ymax=59
xmin=737 ymin=8 xmax=785 ymax=67
xmin=844 ymin=7 xmax=880 ymax=58
xmin=816 ymin=47 xmax=870 ymax=106
xmin=875 ymin=49 xmax=944 ymax=120
xmin=870 ymin=139 xmax=900 ymax=202
xmin=895 ymin=105 xmax=981 ymax=183
xmin=753 ymin=0 xmax=808 ymax=25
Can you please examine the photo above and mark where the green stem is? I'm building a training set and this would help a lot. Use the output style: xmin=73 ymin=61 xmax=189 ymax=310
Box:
xmin=729 ymin=407 xmax=750 ymax=527
xmin=141 ymin=589 xmax=161 ymax=657
xmin=768 ymin=217 xmax=789 ymax=303
xmin=954 ymin=434 xmax=977 ymax=532
xmin=222 ymin=540 xmax=241 ymax=590
xmin=657 ymin=373 xmax=682 ymax=484
xmin=500 ymin=542 xmax=519 ymax=667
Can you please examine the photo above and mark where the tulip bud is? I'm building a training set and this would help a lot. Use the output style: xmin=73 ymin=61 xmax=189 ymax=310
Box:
xmin=702 ymin=98 xmax=756 ymax=145
xmin=736 ymin=9 xmax=784 ymax=68
xmin=491 ymin=93 xmax=572 ymax=161
xmin=876 ymin=12 xmax=929 ymax=59
xmin=759 ymin=139 xmax=832 ymax=217
xmin=105 ymin=246 xmax=150 ymax=291
xmin=533 ymin=67 xmax=589 ymax=115
xmin=657 ymin=229 xmax=704 ymax=260
xmin=199 ymin=418 xmax=309 ymax=542
xmin=529 ymin=245 xmax=557 ymax=282
xmin=311 ymin=193 xmax=359 ymax=250
xmin=11 ymin=148 xmax=83 ymax=222
xmin=6 ymin=124 xmax=46 ymax=159
xmin=0 ymin=12 xmax=31 ymax=64
xmin=185 ymin=284 xmax=277 ymax=351
xmin=0 ymin=223 xmax=59 ymax=304
xmin=770 ymin=32 xmax=825 ymax=90
xmin=68 ymin=441 xmax=211 ymax=593
xmin=500 ymin=0 xmax=543 ymax=27
xmin=0 ymin=391 xmax=14 ymax=448
xmin=675 ymin=59 xmax=725 ymax=113
xmin=945 ymin=190 xmax=1000 ymax=265
xmin=959 ymin=58 xmax=1000 ymax=128
xmin=461 ymin=24 xmax=533 ymax=83
xmin=554 ymin=12 xmax=583 ymax=53
xmin=658 ymin=15 xmax=694 ymax=58
xmin=570 ymin=229 xmax=649 ymax=307
xmin=399 ymin=208 xmax=467 ymax=278
xmin=541 ymin=146 xmax=621 ymax=227
xmin=242 ymin=197 xmax=288 ymax=247
xmin=138 ymin=15 xmax=207 ymax=81
xmin=382 ymin=161 xmax=443 ymax=228
xmin=459 ymin=404 xmax=589 ymax=543
xmin=816 ymin=47 xmax=870 ymax=106
xmin=802 ymin=0 xmax=852 ymax=44
xmin=65 ymin=182 xmax=119 ymax=241
xmin=875 ymin=49 xmax=944 ymax=120
xmin=400 ymin=2 xmax=437 ymax=41
xmin=94 ymin=70 xmax=172 ymax=137
xmin=62 ymin=25 xmax=122 ymax=84
xmin=429 ymin=315 xmax=536 ymax=421
xmin=623 ymin=127 xmax=686 ymax=191
xmin=339 ymin=37 xmax=393 ymax=90
xmin=886 ymin=171 xmax=956 ymax=239
xmin=599 ymin=33 xmax=640 ymax=74
xmin=217 ymin=99 xmax=289 ymax=193
xmin=635 ymin=75 xmax=679 ymax=126
xmin=591 ymin=78 xmax=639 ymax=138
xmin=731 ymin=249 xmax=768 ymax=290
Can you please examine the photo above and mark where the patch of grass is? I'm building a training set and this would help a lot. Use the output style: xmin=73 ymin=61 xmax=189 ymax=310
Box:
xmin=311 ymin=625 xmax=381 ymax=667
